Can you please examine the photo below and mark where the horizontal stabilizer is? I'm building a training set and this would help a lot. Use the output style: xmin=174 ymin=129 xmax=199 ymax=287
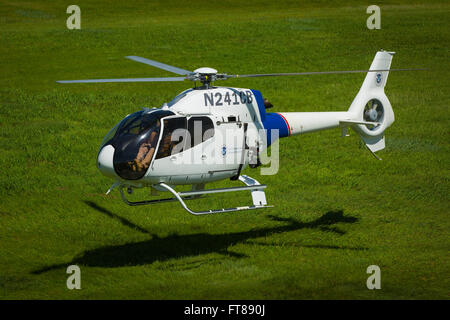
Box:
xmin=340 ymin=119 xmax=381 ymax=126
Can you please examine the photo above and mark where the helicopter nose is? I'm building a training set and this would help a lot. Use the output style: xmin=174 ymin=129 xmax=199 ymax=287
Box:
xmin=97 ymin=144 xmax=117 ymax=178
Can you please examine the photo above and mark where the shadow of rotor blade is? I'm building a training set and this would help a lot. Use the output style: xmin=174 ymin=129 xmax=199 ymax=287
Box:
xmin=83 ymin=200 xmax=154 ymax=236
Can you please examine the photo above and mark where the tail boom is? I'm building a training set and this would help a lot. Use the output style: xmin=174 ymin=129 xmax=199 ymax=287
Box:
xmin=262 ymin=50 xmax=396 ymax=158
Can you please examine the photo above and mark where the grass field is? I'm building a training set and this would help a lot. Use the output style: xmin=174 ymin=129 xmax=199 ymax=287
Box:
xmin=0 ymin=0 xmax=449 ymax=299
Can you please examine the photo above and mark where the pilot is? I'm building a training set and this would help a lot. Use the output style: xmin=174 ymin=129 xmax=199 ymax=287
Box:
xmin=130 ymin=120 xmax=160 ymax=172
xmin=156 ymin=126 xmax=185 ymax=158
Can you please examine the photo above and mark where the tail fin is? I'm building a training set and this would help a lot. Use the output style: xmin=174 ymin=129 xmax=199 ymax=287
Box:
xmin=347 ymin=50 xmax=396 ymax=159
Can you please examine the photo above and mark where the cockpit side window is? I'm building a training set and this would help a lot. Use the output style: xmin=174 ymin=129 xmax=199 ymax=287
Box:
xmin=156 ymin=117 xmax=187 ymax=159
xmin=187 ymin=116 xmax=215 ymax=149
xmin=154 ymin=116 xmax=215 ymax=160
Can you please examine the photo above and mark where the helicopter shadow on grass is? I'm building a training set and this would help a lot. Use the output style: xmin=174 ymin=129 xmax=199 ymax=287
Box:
xmin=32 ymin=201 xmax=364 ymax=274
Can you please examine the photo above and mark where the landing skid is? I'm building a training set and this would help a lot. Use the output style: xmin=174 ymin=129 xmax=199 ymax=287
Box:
xmin=119 ymin=175 xmax=272 ymax=215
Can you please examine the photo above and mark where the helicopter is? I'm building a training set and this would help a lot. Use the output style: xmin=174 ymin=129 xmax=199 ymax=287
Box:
xmin=57 ymin=50 xmax=409 ymax=215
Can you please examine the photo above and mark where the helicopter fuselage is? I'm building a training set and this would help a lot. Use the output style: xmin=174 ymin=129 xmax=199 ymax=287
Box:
xmin=97 ymin=86 xmax=290 ymax=188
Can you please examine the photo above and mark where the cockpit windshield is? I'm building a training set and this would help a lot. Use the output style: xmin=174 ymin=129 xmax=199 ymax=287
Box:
xmin=101 ymin=109 xmax=174 ymax=180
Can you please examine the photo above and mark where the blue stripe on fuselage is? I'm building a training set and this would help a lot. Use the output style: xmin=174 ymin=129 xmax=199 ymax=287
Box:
xmin=251 ymin=89 xmax=266 ymax=122
xmin=251 ymin=89 xmax=289 ymax=145
xmin=263 ymin=113 xmax=290 ymax=145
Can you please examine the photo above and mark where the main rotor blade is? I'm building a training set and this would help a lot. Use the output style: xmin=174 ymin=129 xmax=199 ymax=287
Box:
xmin=227 ymin=68 xmax=426 ymax=78
xmin=56 ymin=77 xmax=186 ymax=83
xmin=125 ymin=56 xmax=192 ymax=75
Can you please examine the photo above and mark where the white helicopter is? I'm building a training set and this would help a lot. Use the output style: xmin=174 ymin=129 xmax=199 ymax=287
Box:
xmin=58 ymin=50 xmax=410 ymax=215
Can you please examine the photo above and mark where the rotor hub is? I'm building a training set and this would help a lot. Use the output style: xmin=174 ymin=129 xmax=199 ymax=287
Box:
xmin=193 ymin=67 xmax=217 ymax=74
xmin=367 ymin=108 xmax=378 ymax=121
xmin=186 ymin=67 xmax=229 ymax=87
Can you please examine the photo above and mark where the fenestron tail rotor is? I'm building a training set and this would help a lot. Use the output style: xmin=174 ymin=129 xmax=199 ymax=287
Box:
xmin=57 ymin=55 xmax=425 ymax=86
xmin=363 ymin=98 xmax=384 ymax=130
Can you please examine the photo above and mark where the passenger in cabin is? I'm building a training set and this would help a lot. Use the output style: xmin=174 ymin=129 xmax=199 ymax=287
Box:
xmin=156 ymin=124 xmax=185 ymax=159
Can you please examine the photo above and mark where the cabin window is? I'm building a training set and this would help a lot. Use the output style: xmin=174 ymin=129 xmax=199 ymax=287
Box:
xmin=154 ymin=116 xmax=215 ymax=159
xmin=187 ymin=116 xmax=215 ymax=149
xmin=156 ymin=117 xmax=187 ymax=159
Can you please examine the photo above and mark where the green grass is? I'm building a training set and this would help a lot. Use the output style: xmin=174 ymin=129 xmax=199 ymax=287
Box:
xmin=0 ymin=0 xmax=449 ymax=299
